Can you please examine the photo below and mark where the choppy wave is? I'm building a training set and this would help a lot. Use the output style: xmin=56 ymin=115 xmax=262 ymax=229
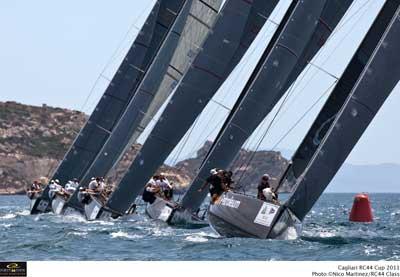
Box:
xmin=1 ymin=194 xmax=400 ymax=260
xmin=0 ymin=213 xmax=16 ymax=219
xmin=110 ymin=231 xmax=143 ymax=240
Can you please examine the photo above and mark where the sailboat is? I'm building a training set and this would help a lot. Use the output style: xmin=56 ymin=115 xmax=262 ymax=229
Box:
xmin=208 ymin=0 xmax=400 ymax=239
xmin=29 ymin=0 xmax=187 ymax=215
xmin=144 ymin=0 xmax=282 ymax=226
xmin=78 ymin=0 xmax=223 ymax=220
xmin=133 ymin=0 xmax=355 ymax=226
xmin=93 ymin=0 xmax=282 ymax=223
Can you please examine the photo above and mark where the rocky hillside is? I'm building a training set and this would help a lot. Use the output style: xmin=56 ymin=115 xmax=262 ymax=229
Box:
xmin=0 ymin=101 xmax=288 ymax=195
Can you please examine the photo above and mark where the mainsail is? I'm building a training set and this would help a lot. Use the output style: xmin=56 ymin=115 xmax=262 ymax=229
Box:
xmin=181 ymin=0 xmax=354 ymax=212
xmin=105 ymin=0 xmax=281 ymax=215
xmin=51 ymin=0 xmax=186 ymax=185
xmin=284 ymin=1 xmax=400 ymax=221
xmin=278 ymin=0 xmax=400 ymax=195
xmin=77 ymin=0 xmax=221 ymax=186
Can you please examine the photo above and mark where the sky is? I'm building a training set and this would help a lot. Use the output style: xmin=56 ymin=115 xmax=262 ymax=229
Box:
xmin=1 ymin=0 xmax=399 ymax=168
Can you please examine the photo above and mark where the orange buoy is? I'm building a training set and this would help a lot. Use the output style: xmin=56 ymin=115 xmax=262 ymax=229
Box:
xmin=349 ymin=193 xmax=373 ymax=222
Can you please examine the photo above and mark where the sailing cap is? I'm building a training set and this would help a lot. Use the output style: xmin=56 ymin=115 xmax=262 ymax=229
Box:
xmin=210 ymin=168 xmax=218 ymax=175
xmin=262 ymin=174 xmax=270 ymax=180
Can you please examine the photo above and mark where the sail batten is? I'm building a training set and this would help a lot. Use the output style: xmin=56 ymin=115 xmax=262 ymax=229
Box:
xmin=105 ymin=0 xmax=281 ymax=215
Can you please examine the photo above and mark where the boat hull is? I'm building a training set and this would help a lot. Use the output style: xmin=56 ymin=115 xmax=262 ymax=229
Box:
xmin=84 ymin=196 xmax=112 ymax=221
xmin=208 ymin=192 xmax=300 ymax=239
xmin=30 ymin=196 xmax=51 ymax=215
xmin=145 ymin=197 xmax=176 ymax=223
xmin=146 ymin=197 xmax=208 ymax=228
xmin=51 ymin=195 xmax=68 ymax=215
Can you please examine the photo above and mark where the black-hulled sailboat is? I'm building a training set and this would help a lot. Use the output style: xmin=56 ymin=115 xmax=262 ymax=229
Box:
xmin=78 ymin=0 xmax=223 ymax=220
xmin=144 ymin=0 xmax=283 ymax=226
xmin=29 ymin=0 xmax=184 ymax=214
xmin=140 ymin=0 xmax=355 ymax=226
xmin=96 ymin=0 xmax=282 ymax=224
xmin=208 ymin=0 xmax=400 ymax=239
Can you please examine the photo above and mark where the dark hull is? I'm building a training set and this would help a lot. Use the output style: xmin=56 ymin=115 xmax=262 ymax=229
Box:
xmin=29 ymin=184 xmax=54 ymax=215
xmin=208 ymin=192 xmax=301 ymax=239
xmin=146 ymin=197 xmax=208 ymax=228
xmin=30 ymin=196 xmax=51 ymax=215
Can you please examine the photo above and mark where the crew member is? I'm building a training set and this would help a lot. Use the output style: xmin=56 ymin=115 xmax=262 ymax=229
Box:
xmin=88 ymin=177 xmax=104 ymax=193
xmin=26 ymin=180 xmax=41 ymax=199
xmin=65 ymin=178 xmax=79 ymax=194
xmin=48 ymin=179 xmax=63 ymax=199
xmin=142 ymin=176 xmax=161 ymax=204
xmin=198 ymin=169 xmax=225 ymax=204
xmin=77 ymin=187 xmax=91 ymax=205
xmin=158 ymin=173 xmax=173 ymax=200
xmin=257 ymin=174 xmax=278 ymax=203
xmin=223 ymin=171 xmax=234 ymax=191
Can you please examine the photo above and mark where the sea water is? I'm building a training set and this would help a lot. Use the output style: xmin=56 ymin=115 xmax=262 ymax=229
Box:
xmin=1 ymin=194 xmax=400 ymax=261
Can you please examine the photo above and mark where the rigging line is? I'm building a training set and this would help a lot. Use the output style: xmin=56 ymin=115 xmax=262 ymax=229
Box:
xmin=175 ymin=112 xmax=229 ymax=167
xmin=276 ymin=3 xmax=372 ymax=120
xmin=196 ymin=10 xmax=281 ymax=121
xmin=271 ymin=80 xmax=338 ymax=151
xmin=215 ymin=0 xmax=373 ymax=188
xmin=185 ymin=44 xmax=264 ymax=156
xmin=263 ymin=0 xmax=373 ymax=128
xmin=161 ymin=3 xmax=287 ymax=169
xmin=232 ymin=0 xmax=370 ymax=182
xmin=169 ymin=115 xmax=201 ymax=166
xmin=234 ymin=76 xmax=299 ymax=185
xmin=78 ymin=1 xmax=156 ymax=113
xmin=189 ymin=22 xmax=279 ymax=157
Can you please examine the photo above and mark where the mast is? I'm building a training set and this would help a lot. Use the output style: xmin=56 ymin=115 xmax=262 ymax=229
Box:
xmin=105 ymin=0 xmax=281 ymax=215
xmin=181 ymin=0 xmax=355 ymax=213
xmin=66 ymin=0 xmax=222 ymax=209
xmin=285 ymin=1 xmax=400 ymax=221
xmin=279 ymin=0 xmax=400 ymax=193
xmin=51 ymin=0 xmax=186 ymax=185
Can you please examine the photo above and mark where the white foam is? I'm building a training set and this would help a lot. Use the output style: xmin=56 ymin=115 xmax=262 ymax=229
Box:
xmin=68 ymin=231 xmax=88 ymax=237
xmin=62 ymin=214 xmax=87 ymax=223
xmin=16 ymin=210 xmax=30 ymax=216
xmin=0 ymin=213 xmax=16 ymax=220
xmin=0 ymin=223 xmax=12 ymax=228
xmin=185 ymin=235 xmax=208 ymax=242
xmin=110 ymin=231 xmax=143 ymax=239
xmin=98 ymin=221 xmax=115 ymax=226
